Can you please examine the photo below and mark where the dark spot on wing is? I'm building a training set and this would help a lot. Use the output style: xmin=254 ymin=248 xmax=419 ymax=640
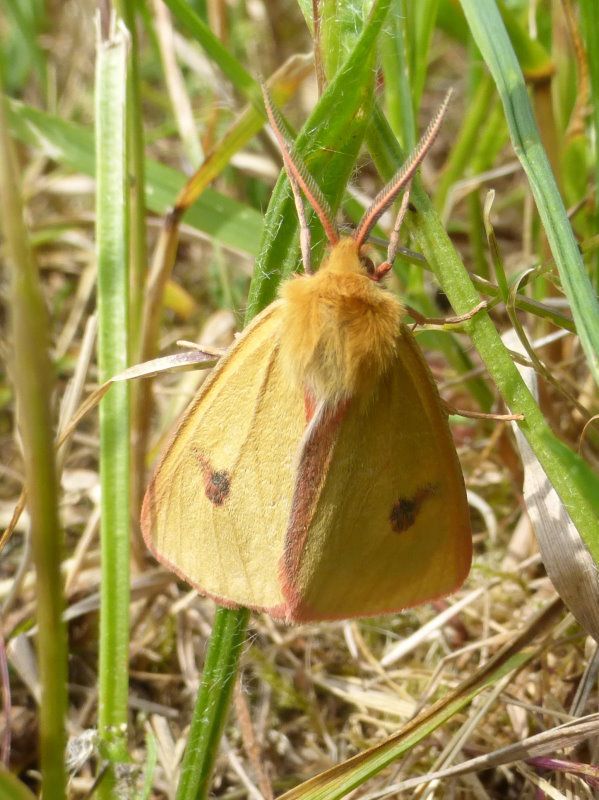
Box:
xmin=204 ymin=469 xmax=231 ymax=505
xmin=194 ymin=451 xmax=231 ymax=506
xmin=390 ymin=484 xmax=437 ymax=533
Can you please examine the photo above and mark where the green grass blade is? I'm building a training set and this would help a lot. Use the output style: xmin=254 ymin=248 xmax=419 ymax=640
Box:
xmin=95 ymin=22 xmax=131 ymax=790
xmin=0 ymin=72 xmax=67 ymax=800
xmin=175 ymin=608 xmax=250 ymax=800
xmin=460 ymin=0 xmax=599 ymax=386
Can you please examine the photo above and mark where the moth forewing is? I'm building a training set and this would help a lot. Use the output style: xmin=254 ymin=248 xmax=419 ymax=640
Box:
xmin=141 ymin=303 xmax=305 ymax=612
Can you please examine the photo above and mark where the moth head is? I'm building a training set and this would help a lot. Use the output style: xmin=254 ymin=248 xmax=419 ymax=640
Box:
xmin=261 ymin=82 xmax=452 ymax=279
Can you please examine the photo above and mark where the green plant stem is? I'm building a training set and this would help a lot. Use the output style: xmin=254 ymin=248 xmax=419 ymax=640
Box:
xmin=95 ymin=19 xmax=131 ymax=789
xmin=0 ymin=76 xmax=67 ymax=798
xmin=175 ymin=608 xmax=250 ymax=800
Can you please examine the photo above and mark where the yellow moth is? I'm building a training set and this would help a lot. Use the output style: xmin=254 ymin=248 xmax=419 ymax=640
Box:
xmin=141 ymin=89 xmax=472 ymax=623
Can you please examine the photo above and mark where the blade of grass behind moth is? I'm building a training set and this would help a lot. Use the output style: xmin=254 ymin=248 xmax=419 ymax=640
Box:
xmin=246 ymin=0 xmax=393 ymax=320
xmin=460 ymin=0 xmax=599 ymax=386
xmin=367 ymin=104 xmax=599 ymax=561
xmin=277 ymin=598 xmax=564 ymax=800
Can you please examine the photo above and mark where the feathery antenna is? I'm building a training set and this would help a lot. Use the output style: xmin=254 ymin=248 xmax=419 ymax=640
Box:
xmin=353 ymin=89 xmax=453 ymax=250
xmin=261 ymin=83 xmax=339 ymax=255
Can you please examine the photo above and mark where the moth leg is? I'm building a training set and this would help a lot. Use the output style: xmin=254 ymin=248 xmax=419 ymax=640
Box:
xmin=373 ymin=181 xmax=412 ymax=281
xmin=407 ymin=300 xmax=488 ymax=328
xmin=288 ymin=169 xmax=312 ymax=275
xmin=443 ymin=400 xmax=524 ymax=422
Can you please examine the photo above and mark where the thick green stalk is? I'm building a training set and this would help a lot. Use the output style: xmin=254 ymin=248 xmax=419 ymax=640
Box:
xmin=175 ymin=608 xmax=250 ymax=800
xmin=0 ymin=77 xmax=67 ymax=798
xmin=95 ymin=20 xmax=131 ymax=788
